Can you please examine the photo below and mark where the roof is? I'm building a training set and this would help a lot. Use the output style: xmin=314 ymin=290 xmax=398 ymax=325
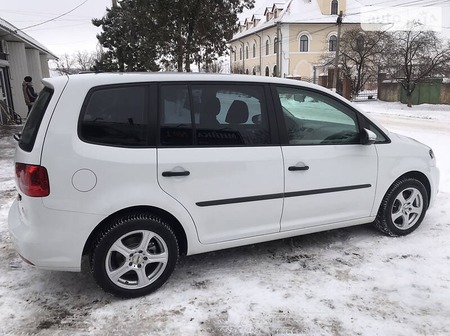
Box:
xmin=231 ymin=0 xmax=362 ymax=41
xmin=0 ymin=17 xmax=58 ymax=60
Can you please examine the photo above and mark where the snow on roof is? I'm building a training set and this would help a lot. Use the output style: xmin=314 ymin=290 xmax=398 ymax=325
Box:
xmin=232 ymin=0 xmax=362 ymax=41
xmin=0 ymin=17 xmax=58 ymax=59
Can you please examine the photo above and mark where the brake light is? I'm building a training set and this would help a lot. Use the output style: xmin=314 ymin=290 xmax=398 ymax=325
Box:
xmin=15 ymin=163 xmax=50 ymax=197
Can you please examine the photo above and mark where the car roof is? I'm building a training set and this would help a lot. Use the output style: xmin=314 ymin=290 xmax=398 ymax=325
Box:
xmin=43 ymin=72 xmax=324 ymax=91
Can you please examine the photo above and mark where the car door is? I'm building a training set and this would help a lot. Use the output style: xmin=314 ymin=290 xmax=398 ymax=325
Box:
xmin=274 ymin=85 xmax=378 ymax=231
xmin=157 ymin=83 xmax=284 ymax=244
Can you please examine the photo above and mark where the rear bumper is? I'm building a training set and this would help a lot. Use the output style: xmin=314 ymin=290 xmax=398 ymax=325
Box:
xmin=8 ymin=199 xmax=103 ymax=271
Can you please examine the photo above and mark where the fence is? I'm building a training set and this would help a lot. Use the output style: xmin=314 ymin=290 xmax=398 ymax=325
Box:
xmin=378 ymin=79 xmax=450 ymax=105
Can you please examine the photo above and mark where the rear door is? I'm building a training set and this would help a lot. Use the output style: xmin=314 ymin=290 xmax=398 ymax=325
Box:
xmin=157 ymin=83 xmax=284 ymax=244
xmin=274 ymin=85 xmax=378 ymax=231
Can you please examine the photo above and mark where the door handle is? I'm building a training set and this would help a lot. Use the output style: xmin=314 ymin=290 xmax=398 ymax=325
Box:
xmin=288 ymin=165 xmax=309 ymax=171
xmin=162 ymin=171 xmax=190 ymax=177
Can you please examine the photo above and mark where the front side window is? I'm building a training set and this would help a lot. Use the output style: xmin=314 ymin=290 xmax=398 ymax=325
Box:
xmin=300 ymin=35 xmax=309 ymax=52
xmin=79 ymin=85 xmax=147 ymax=147
xmin=276 ymin=86 xmax=360 ymax=145
xmin=159 ymin=84 xmax=271 ymax=146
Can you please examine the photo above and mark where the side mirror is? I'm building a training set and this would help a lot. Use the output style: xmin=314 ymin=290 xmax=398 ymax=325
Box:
xmin=362 ymin=128 xmax=377 ymax=145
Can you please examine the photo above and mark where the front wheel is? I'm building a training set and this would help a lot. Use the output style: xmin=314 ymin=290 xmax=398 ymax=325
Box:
xmin=374 ymin=178 xmax=428 ymax=236
xmin=91 ymin=213 xmax=178 ymax=298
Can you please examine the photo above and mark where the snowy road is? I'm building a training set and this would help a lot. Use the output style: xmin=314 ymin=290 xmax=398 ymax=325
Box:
xmin=1 ymin=102 xmax=449 ymax=336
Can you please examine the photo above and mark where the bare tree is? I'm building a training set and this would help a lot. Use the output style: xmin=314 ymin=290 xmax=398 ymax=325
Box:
xmin=231 ymin=64 xmax=245 ymax=74
xmin=336 ymin=28 xmax=387 ymax=98
xmin=382 ymin=24 xmax=450 ymax=107
xmin=75 ymin=51 xmax=96 ymax=72
xmin=55 ymin=53 xmax=78 ymax=75
xmin=54 ymin=51 xmax=99 ymax=75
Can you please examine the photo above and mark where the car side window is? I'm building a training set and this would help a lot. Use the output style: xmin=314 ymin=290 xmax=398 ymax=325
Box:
xmin=192 ymin=84 xmax=271 ymax=146
xmin=159 ymin=85 xmax=193 ymax=146
xmin=276 ymin=86 xmax=360 ymax=145
xmin=159 ymin=84 xmax=271 ymax=146
xmin=79 ymin=85 xmax=147 ymax=147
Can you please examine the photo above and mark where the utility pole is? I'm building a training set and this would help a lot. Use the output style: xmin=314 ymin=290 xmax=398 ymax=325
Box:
xmin=333 ymin=11 xmax=343 ymax=91
xmin=276 ymin=21 xmax=281 ymax=77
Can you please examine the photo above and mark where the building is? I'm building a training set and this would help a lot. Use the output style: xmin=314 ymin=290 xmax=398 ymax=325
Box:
xmin=0 ymin=18 xmax=57 ymax=120
xmin=229 ymin=0 xmax=360 ymax=82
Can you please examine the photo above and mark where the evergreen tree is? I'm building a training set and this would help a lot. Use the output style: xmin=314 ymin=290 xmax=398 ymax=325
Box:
xmin=93 ymin=0 xmax=254 ymax=72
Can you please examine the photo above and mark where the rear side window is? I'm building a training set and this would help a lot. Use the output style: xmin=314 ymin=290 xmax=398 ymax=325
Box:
xmin=19 ymin=87 xmax=53 ymax=152
xmin=159 ymin=84 xmax=271 ymax=146
xmin=79 ymin=86 xmax=148 ymax=147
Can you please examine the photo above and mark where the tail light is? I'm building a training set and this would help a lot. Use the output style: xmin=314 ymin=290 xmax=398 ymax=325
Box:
xmin=15 ymin=163 xmax=50 ymax=197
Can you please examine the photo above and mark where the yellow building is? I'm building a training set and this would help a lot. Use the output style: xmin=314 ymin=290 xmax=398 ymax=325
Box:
xmin=229 ymin=0 xmax=361 ymax=82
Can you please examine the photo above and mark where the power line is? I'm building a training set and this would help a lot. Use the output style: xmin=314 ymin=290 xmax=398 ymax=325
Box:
xmin=18 ymin=0 xmax=89 ymax=31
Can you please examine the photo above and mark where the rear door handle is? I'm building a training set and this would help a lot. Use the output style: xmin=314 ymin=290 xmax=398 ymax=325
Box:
xmin=162 ymin=171 xmax=190 ymax=177
xmin=288 ymin=165 xmax=309 ymax=171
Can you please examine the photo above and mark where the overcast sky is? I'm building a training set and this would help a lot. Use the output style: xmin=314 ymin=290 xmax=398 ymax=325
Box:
xmin=1 ymin=0 xmax=449 ymax=57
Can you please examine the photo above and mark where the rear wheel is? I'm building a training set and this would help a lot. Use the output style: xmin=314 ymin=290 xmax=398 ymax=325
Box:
xmin=91 ymin=213 xmax=178 ymax=298
xmin=374 ymin=178 xmax=428 ymax=236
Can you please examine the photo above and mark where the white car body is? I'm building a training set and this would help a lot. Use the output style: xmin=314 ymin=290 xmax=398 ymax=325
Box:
xmin=8 ymin=73 xmax=439 ymax=296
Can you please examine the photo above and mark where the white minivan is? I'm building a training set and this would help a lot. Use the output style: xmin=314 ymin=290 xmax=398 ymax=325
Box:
xmin=9 ymin=73 xmax=439 ymax=297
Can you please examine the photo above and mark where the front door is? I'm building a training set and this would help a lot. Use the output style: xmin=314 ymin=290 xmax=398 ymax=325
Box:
xmin=274 ymin=86 xmax=378 ymax=231
xmin=157 ymin=83 xmax=284 ymax=244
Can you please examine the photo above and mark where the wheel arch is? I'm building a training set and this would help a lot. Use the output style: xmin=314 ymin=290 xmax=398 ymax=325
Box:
xmin=82 ymin=206 xmax=188 ymax=258
xmin=395 ymin=171 xmax=431 ymax=208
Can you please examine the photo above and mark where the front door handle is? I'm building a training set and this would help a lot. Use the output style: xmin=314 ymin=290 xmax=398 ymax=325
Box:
xmin=288 ymin=165 xmax=309 ymax=171
xmin=162 ymin=171 xmax=190 ymax=177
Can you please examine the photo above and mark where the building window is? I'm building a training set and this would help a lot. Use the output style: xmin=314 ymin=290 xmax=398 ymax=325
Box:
xmin=239 ymin=47 xmax=242 ymax=60
xmin=329 ymin=35 xmax=337 ymax=51
xmin=253 ymin=43 xmax=256 ymax=58
xmin=273 ymin=65 xmax=278 ymax=77
xmin=265 ymin=66 xmax=270 ymax=76
xmin=274 ymin=37 xmax=278 ymax=54
xmin=331 ymin=0 xmax=338 ymax=15
xmin=300 ymin=35 xmax=309 ymax=52
xmin=246 ymin=45 xmax=249 ymax=59
xmin=265 ymin=39 xmax=269 ymax=55
xmin=234 ymin=48 xmax=236 ymax=62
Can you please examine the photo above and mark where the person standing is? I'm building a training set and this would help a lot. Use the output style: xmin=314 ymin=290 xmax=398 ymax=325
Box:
xmin=22 ymin=76 xmax=38 ymax=116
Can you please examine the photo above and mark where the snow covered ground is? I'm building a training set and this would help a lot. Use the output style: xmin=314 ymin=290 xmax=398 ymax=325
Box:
xmin=0 ymin=101 xmax=449 ymax=336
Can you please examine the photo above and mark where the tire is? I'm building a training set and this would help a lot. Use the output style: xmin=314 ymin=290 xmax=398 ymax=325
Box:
xmin=91 ymin=213 xmax=178 ymax=298
xmin=374 ymin=178 xmax=428 ymax=236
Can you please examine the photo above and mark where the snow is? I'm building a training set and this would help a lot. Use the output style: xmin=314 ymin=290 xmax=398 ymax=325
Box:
xmin=1 ymin=101 xmax=449 ymax=335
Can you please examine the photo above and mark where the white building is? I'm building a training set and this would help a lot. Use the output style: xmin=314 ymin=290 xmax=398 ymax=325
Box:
xmin=0 ymin=18 xmax=57 ymax=120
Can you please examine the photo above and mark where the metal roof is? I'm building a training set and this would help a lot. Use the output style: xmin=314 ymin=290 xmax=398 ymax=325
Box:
xmin=0 ymin=17 xmax=58 ymax=60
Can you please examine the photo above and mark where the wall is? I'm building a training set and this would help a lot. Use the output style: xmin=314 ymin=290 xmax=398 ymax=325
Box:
xmin=8 ymin=41 xmax=28 ymax=117
xmin=230 ymin=23 xmax=359 ymax=80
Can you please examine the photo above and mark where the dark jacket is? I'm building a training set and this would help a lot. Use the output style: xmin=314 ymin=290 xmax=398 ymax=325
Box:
xmin=22 ymin=81 xmax=38 ymax=106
